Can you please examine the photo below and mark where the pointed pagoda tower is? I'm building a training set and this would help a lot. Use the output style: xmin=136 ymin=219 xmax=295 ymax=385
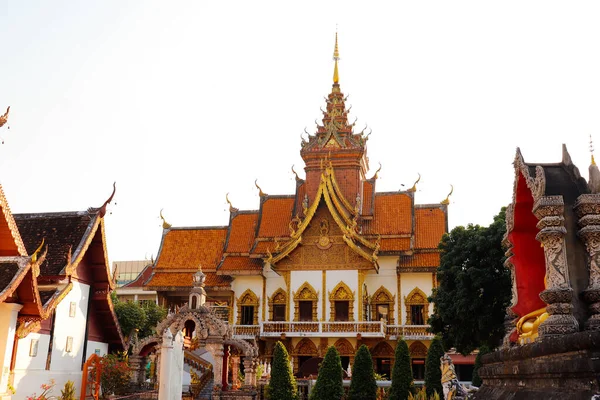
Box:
xmin=301 ymin=33 xmax=369 ymax=204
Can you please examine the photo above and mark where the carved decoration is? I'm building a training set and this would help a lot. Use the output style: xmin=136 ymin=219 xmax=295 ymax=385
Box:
xmin=316 ymin=218 xmax=333 ymax=250
xmin=268 ymin=288 xmax=287 ymax=321
xmin=293 ymin=338 xmax=318 ymax=356
xmin=333 ymin=338 xmax=354 ymax=356
xmin=236 ymin=289 xmax=259 ymax=326
xmin=409 ymin=341 xmax=428 ymax=358
xmin=404 ymin=287 xmax=429 ymax=325
xmin=370 ymin=286 xmax=395 ymax=324
xmin=370 ymin=341 xmax=394 ymax=358
xmin=293 ymin=282 xmax=319 ymax=322
xmin=329 ymin=281 xmax=355 ymax=322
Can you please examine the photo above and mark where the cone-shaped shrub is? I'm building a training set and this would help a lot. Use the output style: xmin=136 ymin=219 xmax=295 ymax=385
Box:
xmin=424 ymin=336 xmax=444 ymax=398
xmin=388 ymin=339 xmax=413 ymax=400
xmin=267 ymin=341 xmax=298 ymax=400
xmin=348 ymin=344 xmax=377 ymax=400
xmin=309 ymin=346 xmax=344 ymax=400
xmin=471 ymin=344 xmax=490 ymax=387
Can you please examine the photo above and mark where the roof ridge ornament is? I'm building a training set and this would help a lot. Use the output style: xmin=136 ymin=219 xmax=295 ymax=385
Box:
xmin=292 ymin=165 xmax=301 ymax=182
xmin=160 ymin=209 xmax=172 ymax=229
xmin=226 ymin=193 xmax=238 ymax=213
xmin=255 ymin=180 xmax=267 ymax=197
xmin=31 ymin=238 xmax=45 ymax=263
xmin=371 ymin=163 xmax=382 ymax=180
xmin=441 ymin=185 xmax=454 ymax=205
xmin=408 ymin=173 xmax=421 ymax=192
xmin=333 ymin=31 xmax=340 ymax=84
xmin=591 ymin=134 xmax=596 ymax=166
xmin=98 ymin=182 xmax=116 ymax=218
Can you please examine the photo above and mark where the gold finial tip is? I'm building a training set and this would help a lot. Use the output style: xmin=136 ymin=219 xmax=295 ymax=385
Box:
xmin=160 ymin=209 xmax=172 ymax=229
xmin=590 ymin=135 xmax=596 ymax=166
xmin=333 ymin=31 xmax=340 ymax=84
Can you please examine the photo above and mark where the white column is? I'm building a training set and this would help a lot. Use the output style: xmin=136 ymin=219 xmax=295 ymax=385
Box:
xmin=158 ymin=330 xmax=178 ymax=400
xmin=0 ymin=303 xmax=22 ymax=396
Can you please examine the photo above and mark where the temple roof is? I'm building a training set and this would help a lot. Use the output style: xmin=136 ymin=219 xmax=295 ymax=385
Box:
xmin=154 ymin=227 xmax=228 ymax=270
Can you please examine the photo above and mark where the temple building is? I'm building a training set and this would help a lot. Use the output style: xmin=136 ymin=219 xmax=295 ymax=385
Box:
xmin=0 ymin=183 xmax=123 ymax=400
xmin=143 ymin=35 xmax=468 ymax=381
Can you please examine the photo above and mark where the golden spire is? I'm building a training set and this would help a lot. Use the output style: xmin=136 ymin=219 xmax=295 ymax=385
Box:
xmin=591 ymin=134 xmax=596 ymax=166
xmin=333 ymin=31 xmax=340 ymax=84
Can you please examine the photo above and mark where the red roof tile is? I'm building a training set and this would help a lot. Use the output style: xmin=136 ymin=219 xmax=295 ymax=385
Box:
xmin=379 ymin=238 xmax=411 ymax=252
xmin=225 ymin=213 xmax=258 ymax=253
xmin=256 ymin=197 xmax=294 ymax=238
xmin=219 ymin=256 xmax=262 ymax=272
xmin=146 ymin=271 xmax=231 ymax=288
xmin=366 ymin=193 xmax=412 ymax=235
xmin=415 ymin=208 xmax=446 ymax=249
xmin=362 ymin=181 xmax=374 ymax=215
xmin=156 ymin=228 xmax=227 ymax=270
xmin=398 ymin=252 xmax=440 ymax=267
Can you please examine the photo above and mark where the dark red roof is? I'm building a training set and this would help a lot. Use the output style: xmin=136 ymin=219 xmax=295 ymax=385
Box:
xmin=123 ymin=264 xmax=153 ymax=288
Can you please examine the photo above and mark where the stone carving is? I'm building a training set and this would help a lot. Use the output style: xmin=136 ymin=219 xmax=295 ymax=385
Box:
xmin=409 ymin=341 xmax=428 ymax=358
xmin=576 ymin=193 xmax=600 ymax=330
xmin=441 ymin=353 xmax=469 ymax=399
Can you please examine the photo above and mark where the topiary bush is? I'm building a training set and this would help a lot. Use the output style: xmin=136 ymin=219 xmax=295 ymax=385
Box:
xmin=424 ymin=336 xmax=444 ymax=398
xmin=388 ymin=339 xmax=413 ymax=400
xmin=348 ymin=344 xmax=377 ymax=400
xmin=310 ymin=346 xmax=344 ymax=400
xmin=267 ymin=341 xmax=298 ymax=400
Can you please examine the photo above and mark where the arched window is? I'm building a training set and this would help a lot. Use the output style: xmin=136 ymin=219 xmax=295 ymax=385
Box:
xmin=404 ymin=287 xmax=429 ymax=325
xmin=293 ymin=282 xmax=319 ymax=322
xmin=293 ymin=338 xmax=319 ymax=376
xmin=329 ymin=281 xmax=355 ymax=322
xmin=371 ymin=341 xmax=395 ymax=378
xmin=236 ymin=289 xmax=259 ymax=325
xmin=268 ymin=288 xmax=287 ymax=321
xmin=191 ymin=295 xmax=198 ymax=309
xmin=370 ymin=286 xmax=395 ymax=324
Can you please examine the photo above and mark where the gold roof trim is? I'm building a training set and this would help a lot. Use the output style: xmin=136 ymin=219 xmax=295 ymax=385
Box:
xmin=327 ymin=163 xmax=356 ymax=215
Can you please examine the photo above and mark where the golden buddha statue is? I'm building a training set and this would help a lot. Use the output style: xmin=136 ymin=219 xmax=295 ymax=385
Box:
xmin=516 ymin=276 xmax=549 ymax=344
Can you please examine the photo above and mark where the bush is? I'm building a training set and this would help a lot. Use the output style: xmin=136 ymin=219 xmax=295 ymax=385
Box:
xmin=389 ymin=339 xmax=413 ymax=400
xmin=100 ymin=354 xmax=132 ymax=396
xmin=26 ymin=379 xmax=55 ymax=400
xmin=310 ymin=346 xmax=344 ymax=400
xmin=471 ymin=344 xmax=490 ymax=387
xmin=424 ymin=337 xmax=444 ymax=398
xmin=267 ymin=341 xmax=298 ymax=400
xmin=348 ymin=344 xmax=377 ymax=400
xmin=60 ymin=380 xmax=76 ymax=400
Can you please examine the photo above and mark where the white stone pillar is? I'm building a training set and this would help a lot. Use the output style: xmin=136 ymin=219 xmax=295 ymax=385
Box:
xmin=0 ymin=303 xmax=22 ymax=397
xmin=158 ymin=329 xmax=183 ymax=400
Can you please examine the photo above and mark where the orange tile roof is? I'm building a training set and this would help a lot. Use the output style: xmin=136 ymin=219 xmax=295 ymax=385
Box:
xmin=146 ymin=271 xmax=231 ymax=288
xmin=256 ymin=197 xmax=294 ymax=238
xmin=156 ymin=228 xmax=227 ymax=270
xmin=415 ymin=208 xmax=446 ymax=249
xmin=225 ymin=212 xmax=258 ymax=253
xmin=398 ymin=252 xmax=440 ymax=267
xmin=219 ymin=256 xmax=262 ymax=272
xmin=362 ymin=181 xmax=374 ymax=215
xmin=366 ymin=193 xmax=412 ymax=235
xmin=294 ymin=182 xmax=306 ymax=217
xmin=379 ymin=238 xmax=411 ymax=252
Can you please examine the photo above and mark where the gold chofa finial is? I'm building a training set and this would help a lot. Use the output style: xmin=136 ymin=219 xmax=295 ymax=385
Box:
xmin=160 ymin=209 xmax=172 ymax=229
xmin=441 ymin=185 xmax=454 ymax=205
xmin=255 ymin=179 xmax=267 ymax=197
xmin=591 ymin=134 xmax=596 ymax=166
xmin=31 ymin=238 xmax=45 ymax=263
xmin=292 ymin=165 xmax=301 ymax=181
xmin=372 ymin=162 xmax=382 ymax=180
xmin=408 ymin=173 xmax=421 ymax=192
xmin=226 ymin=193 xmax=237 ymax=212
xmin=333 ymin=31 xmax=340 ymax=84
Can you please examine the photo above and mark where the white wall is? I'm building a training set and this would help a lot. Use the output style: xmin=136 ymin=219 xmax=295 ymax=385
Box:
xmin=325 ymin=270 xmax=358 ymax=321
xmin=231 ymin=276 xmax=263 ymax=323
xmin=364 ymin=256 xmax=398 ymax=323
xmin=290 ymin=271 xmax=322 ymax=320
xmin=84 ymin=341 xmax=108 ymax=361
xmin=14 ymin=332 xmax=51 ymax=371
xmin=50 ymin=281 xmax=90 ymax=372
xmin=13 ymin=370 xmax=83 ymax=400
xmin=400 ymin=272 xmax=434 ymax=325
xmin=0 ymin=303 xmax=21 ymax=394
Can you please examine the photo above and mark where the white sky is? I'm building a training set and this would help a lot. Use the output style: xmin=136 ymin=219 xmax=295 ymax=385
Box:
xmin=2 ymin=1 xmax=600 ymax=265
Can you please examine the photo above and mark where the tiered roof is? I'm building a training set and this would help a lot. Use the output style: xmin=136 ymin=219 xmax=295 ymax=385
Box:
xmin=147 ymin=34 xmax=449 ymax=288
xmin=0 ymin=183 xmax=124 ymax=348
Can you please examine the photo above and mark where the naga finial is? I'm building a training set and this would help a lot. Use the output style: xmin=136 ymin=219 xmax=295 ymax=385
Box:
xmin=408 ymin=173 xmax=421 ymax=192
xmin=226 ymin=193 xmax=237 ymax=212
xmin=31 ymin=238 xmax=45 ymax=263
xmin=98 ymin=182 xmax=116 ymax=218
xmin=292 ymin=165 xmax=301 ymax=182
xmin=371 ymin=162 xmax=382 ymax=179
xmin=441 ymin=185 xmax=454 ymax=205
xmin=255 ymin=180 xmax=267 ymax=197
xmin=0 ymin=106 xmax=10 ymax=128
xmin=160 ymin=209 xmax=172 ymax=229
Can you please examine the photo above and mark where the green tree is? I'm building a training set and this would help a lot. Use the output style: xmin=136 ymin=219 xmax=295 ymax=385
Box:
xmin=471 ymin=345 xmax=490 ymax=387
xmin=267 ymin=341 xmax=298 ymax=400
xmin=310 ymin=346 xmax=344 ymax=400
xmin=348 ymin=344 xmax=377 ymax=400
xmin=388 ymin=339 xmax=412 ymax=400
xmin=424 ymin=336 xmax=444 ymax=398
xmin=138 ymin=301 xmax=167 ymax=338
xmin=114 ymin=300 xmax=146 ymax=339
xmin=429 ymin=207 xmax=511 ymax=355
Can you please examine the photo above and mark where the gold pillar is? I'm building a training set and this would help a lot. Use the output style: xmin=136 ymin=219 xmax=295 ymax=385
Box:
xmin=322 ymin=271 xmax=327 ymax=321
